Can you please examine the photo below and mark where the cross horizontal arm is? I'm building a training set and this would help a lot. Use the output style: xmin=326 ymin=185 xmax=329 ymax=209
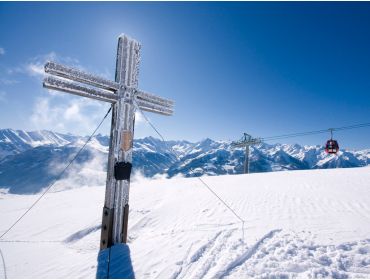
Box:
xmin=43 ymin=76 xmax=118 ymax=103
xmin=135 ymin=90 xmax=174 ymax=107
xmin=135 ymin=98 xmax=174 ymax=116
xmin=138 ymin=106 xmax=173 ymax=116
xmin=45 ymin=61 xmax=120 ymax=92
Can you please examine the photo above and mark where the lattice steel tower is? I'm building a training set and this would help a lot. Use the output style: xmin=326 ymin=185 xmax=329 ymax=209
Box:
xmin=231 ymin=133 xmax=261 ymax=174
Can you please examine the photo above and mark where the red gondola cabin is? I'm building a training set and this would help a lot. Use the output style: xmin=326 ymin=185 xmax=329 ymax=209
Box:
xmin=325 ymin=139 xmax=339 ymax=154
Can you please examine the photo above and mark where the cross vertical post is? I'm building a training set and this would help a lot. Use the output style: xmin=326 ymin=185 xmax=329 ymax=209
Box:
xmin=42 ymin=34 xmax=174 ymax=250
xmin=101 ymin=36 xmax=141 ymax=247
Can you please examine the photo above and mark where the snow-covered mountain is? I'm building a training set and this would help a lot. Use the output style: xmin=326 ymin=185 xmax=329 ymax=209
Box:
xmin=0 ymin=129 xmax=369 ymax=194
xmin=0 ymin=128 xmax=77 ymax=158
xmin=167 ymin=139 xmax=369 ymax=176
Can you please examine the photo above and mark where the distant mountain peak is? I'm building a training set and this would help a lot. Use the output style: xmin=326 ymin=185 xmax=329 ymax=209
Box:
xmin=0 ymin=128 xmax=369 ymax=194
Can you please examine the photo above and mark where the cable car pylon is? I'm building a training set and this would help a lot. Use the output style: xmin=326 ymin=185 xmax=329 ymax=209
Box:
xmin=231 ymin=133 xmax=261 ymax=174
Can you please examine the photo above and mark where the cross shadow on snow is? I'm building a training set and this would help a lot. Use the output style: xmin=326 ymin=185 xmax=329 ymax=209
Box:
xmin=96 ymin=244 xmax=135 ymax=279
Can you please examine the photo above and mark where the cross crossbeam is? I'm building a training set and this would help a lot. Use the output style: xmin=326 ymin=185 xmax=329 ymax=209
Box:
xmin=42 ymin=34 xmax=174 ymax=250
xmin=43 ymin=62 xmax=174 ymax=115
xmin=45 ymin=61 xmax=119 ymax=91
xmin=43 ymin=76 xmax=118 ymax=103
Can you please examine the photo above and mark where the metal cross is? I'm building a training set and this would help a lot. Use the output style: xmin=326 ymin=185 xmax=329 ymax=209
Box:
xmin=231 ymin=133 xmax=261 ymax=174
xmin=43 ymin=34 xmax=174 ymax=250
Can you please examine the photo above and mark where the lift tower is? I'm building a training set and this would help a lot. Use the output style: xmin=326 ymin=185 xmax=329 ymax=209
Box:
xmin=231 ymin=133 xmax=261 ymax=174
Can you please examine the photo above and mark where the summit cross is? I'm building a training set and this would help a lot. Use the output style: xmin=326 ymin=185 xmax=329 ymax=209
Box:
xmin=43 ymin=34 xmax=174 ymax=250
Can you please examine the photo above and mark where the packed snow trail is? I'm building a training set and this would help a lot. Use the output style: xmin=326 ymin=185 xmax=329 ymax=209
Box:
xmin=213 ymin=229 xmax=282 ymax=279
xmin=0 ymin=167 xmax=370 ymax=278
xmin=220 ymin=230 xmax=370 ymax=278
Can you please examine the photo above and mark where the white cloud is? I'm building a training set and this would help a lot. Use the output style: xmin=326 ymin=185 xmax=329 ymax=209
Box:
xmin=30 ymin=94 xmax=111 ymax=136
xmin=26 ymin=63 xmax=45 ymax=76
xmin=31 ymin=97 xmax=66 ymax=131
xmin=49 ymin=149 xmax=107 ymax=192
xmin=26 ymin=51 xmax=116 ymax=136
xmin=25 ymin=52 xmax=58 ymax=77
xmin=0 ymin=47 xmax=5 ymax=56
xmin=4 ymin=52 xmax=59 ymax=77
xmin=24 ymin=51 xmax=111 ymax=81
xmin=135 ymin=109 xmax=145 ymax=124
xmin=134 ymin=108 xmax=156 ymax=129
xmin=4 ymin=51 xmax=82 ymax=79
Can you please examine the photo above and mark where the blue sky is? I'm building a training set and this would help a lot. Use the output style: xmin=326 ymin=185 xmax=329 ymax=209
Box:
xmin=0 ymin=2 xmax=369 ymax=149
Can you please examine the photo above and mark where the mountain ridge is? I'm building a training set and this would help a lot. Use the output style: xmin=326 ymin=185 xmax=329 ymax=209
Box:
xmin=0 ymin=128 xmax=369 ymax=194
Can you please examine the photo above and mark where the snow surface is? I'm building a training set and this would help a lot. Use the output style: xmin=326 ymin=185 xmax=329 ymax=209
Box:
xmin=0 ymin=167 xmax=370 ymax=278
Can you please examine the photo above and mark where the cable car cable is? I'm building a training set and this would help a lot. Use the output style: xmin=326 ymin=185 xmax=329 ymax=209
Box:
xmin=261 ymin=122 xmax=370 ymax=141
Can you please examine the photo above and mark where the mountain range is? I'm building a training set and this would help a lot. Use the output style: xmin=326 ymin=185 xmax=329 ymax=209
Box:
xmin=0 ymin=128 xmax=369 ymax=194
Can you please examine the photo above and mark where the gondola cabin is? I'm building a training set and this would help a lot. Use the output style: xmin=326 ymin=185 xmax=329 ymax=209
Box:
xmin=325 ymin=139 xmax=339 ymax=154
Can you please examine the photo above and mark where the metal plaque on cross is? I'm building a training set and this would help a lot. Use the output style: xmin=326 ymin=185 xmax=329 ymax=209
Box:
xmin=42 ymin=34 xmax=174 ymax=250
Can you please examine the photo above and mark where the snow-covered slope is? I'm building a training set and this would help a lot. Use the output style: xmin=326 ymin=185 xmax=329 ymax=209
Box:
xmin=0 ymin=167 xmax=369 ymax=278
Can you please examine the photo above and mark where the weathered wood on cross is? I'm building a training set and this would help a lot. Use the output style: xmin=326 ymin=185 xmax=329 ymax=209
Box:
xmin=42 ymin=34 xmax=174 ymax=250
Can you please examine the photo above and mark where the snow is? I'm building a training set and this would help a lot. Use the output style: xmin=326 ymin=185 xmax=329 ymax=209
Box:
xmin=0 ymin=167 xmax=370 ymax=278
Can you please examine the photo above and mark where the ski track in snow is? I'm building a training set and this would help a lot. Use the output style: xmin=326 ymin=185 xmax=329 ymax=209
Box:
xmin=214 ymin=229 xmax=282 ymax=278
xmin=173 ymin=230 xmax=234 ymax=279
xmin=170 ymin=229 xmax=370 ymax=279
xmin=222 ymin=231 xmax=370 ymax=279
